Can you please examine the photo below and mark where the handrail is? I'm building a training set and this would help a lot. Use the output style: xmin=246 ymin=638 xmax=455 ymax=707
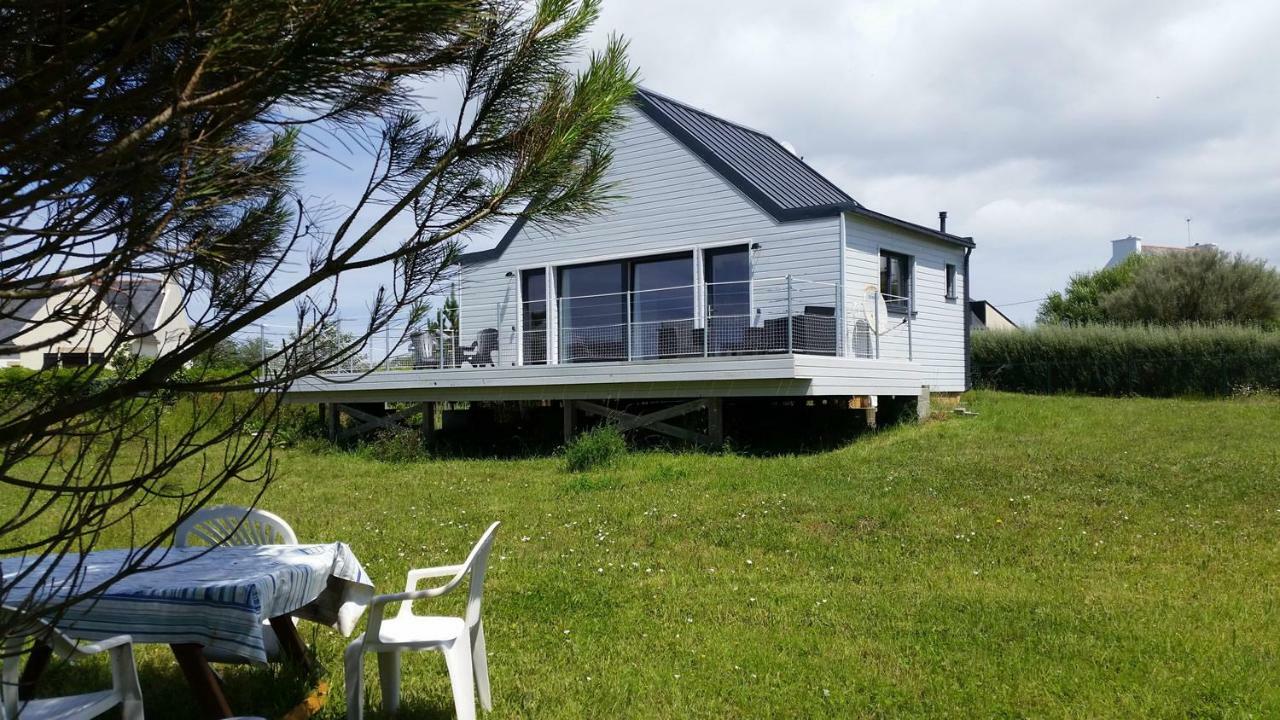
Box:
xmin=279 ymin=277 xmax=919 ymax=375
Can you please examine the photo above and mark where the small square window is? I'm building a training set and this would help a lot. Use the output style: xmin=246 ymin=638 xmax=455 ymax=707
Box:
xmin=945 ymin=263 xmax=958 ymax=300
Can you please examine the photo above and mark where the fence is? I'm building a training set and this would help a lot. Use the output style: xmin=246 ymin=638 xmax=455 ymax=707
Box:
xmin=515 ymin=276 xmax=912 ymax=366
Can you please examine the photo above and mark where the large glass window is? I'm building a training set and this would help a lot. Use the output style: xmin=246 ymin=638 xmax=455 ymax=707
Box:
xmin=880 ymin=250 xmax=913 ymax=314
xmin=557 ymin=253 xmax=700 ymax=362
xmin=558 ymin=261 xmax=627 ymax=362
xmin=521 ymin=268 xmax=547 ymax=365
xmin=631 ymin=253 xmax=694 ymax=359
xmin=704 ymin=245 xmax=751 ymax=353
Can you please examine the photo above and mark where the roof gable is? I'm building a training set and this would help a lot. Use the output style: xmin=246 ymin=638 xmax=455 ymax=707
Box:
xmin=633 ymin=88 xmax=857 ymax=220
xmin=460 ymin=88 xmax=973 ymax=264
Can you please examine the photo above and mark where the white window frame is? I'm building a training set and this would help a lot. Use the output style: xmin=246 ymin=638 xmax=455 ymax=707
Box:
xmin=877 ymin=247 xmax=916 ymax=315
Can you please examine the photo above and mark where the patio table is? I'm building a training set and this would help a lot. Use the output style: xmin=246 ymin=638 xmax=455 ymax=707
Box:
xmin=1 ymin=543 xmax=374 ymax=719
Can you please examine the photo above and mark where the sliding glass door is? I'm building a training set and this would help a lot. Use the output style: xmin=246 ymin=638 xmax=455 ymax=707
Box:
xmin=558 ymin=261 xmax=627 ymax=362
xmin=557 ymin=252 xmax=697 ymax=362
xmin=630 ymin=253 xmax=694 ymax=359
xmin=521 ymin=269 xmax=547 ymax=365
xmin=704 ymin=245 xmax=750 ymax=353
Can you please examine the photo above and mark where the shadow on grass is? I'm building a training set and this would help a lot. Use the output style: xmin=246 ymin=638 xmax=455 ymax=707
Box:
xmin=28 ymin=648 xmax=315 ymax=720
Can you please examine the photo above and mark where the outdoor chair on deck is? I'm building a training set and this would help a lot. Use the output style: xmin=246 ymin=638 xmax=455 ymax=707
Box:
xmin=173 ymin=506 xmax=298 ymax=663
xmin=2 ymin=607 xmax=144 ymax=720
xmin=409 ymin=331 xmax=436 ymax=368
xmin=345 ymin=522 xmax=500 ymax=720
xmin=463 ymin=329 xmax=500 ymax=367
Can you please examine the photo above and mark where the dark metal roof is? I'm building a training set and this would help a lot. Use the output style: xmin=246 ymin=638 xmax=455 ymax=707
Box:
xmin=459 ymin=88 xmax=974 ymax=264
xmin=0 ymin=297 xmax=43 ymax=351
xmin=634 ymin=88 xmax=858 ymax=218
xmin=107 ymin=280 xmax=165 ymax=335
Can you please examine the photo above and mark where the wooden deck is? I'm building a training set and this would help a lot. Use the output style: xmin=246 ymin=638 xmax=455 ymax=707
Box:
xmin=283 ymin=353 xmax=925 ymax=404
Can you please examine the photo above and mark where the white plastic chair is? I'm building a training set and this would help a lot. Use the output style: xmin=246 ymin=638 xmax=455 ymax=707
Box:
xmin=173 ymin=506 xmax=298 ymax=548
xmin=1 ymin=609 xmax=144 ymax=720
xmin=173 ymin=505 xmax=298 ymax=663
xmin=345 ymin=522 xmax=500 ymax=720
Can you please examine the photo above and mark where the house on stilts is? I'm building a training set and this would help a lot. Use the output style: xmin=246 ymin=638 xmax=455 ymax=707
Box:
xmin=286 ymin=88 xmax=975 ymax=447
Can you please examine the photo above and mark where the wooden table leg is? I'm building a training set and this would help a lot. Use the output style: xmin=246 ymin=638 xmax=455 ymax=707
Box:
xmin=18 ymin=642 xmax=53 ymax=700
xmin=269 ymin=615 xmax=313 ymax=671
xmin=171 ymin=643 xmax=234 ymax=720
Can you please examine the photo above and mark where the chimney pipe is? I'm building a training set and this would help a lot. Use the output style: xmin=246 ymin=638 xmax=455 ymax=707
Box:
xmin=939 ymin=211 xmax=948 ymax=234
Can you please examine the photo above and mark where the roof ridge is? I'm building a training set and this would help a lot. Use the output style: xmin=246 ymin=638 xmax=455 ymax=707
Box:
xmin=635 ymin=86 xmax=775 ymax=140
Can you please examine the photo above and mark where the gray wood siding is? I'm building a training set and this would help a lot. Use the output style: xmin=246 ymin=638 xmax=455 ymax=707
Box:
xmin=843 ymin=213 xmax=968 ymax=392
xmin=450 ymin=105 xmax=970 ymax=396
xmin=457 ymin=106 xmax=839 ymax=365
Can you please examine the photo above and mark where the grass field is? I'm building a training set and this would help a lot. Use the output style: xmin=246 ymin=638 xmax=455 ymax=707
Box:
xmin=15 ymin=391 xmax=1280 ymax=718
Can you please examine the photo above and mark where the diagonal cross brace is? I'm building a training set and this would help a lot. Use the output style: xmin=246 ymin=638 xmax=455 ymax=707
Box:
xmin=336 ymin=402 xmax=429 ymax=441
xmin=575 ymin=399 xmax=714 ymax=447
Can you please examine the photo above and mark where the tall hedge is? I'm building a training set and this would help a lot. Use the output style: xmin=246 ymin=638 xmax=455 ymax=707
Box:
xmin=971 ymin=325 xmax=1280 ymax=397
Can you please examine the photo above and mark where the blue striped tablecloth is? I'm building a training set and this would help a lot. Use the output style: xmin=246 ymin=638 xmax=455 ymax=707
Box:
xmin=1 ymin=543 xmax=375 ymax=663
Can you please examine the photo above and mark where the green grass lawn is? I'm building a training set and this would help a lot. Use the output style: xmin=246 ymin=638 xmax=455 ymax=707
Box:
xmin=14 ymin=391 xmax=1280 ymax=718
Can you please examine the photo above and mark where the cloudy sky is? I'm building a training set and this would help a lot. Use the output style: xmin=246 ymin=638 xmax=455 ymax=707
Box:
xmin=310 ymin=0 xmax=1280 ymax=326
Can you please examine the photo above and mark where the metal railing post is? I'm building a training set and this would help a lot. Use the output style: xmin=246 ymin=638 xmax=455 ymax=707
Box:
xmin=703 ymin=295 xmax=710 ymax=357
xmin=626 ymin=289 xmax=633 ymax=362
xmin=907 ymin=311 xmax=914 ymax=361
xmin=874 ymin=294 xmax=881 ymax=360
xmin=786 ymin=275 xmax=794 ymax=354
xmin=438 ymin=318 xmax=444 ymax=369
xmin=837 ymin=284 xmax=845 ymax=357
xmin=335 ymin=317 xmax=344 ymax=371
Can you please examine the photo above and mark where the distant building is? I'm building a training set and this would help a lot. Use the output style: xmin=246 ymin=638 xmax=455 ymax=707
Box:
xmin=1106 ymin=235 xmax=1218 ymax=269
xmin=0 ymin=278 xmax=190 ymax=370
xmin=969 ymin=300 xmax=1018 ymax=331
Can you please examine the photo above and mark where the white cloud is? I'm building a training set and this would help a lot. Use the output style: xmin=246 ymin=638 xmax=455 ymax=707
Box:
xmin=588 ymin=0 xmax=1280 ymax=322
xmin=305 ymin=0 xmax=1280 ymax=325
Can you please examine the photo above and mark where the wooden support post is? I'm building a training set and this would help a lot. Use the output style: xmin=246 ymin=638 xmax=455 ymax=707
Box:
xmin=707 ymin=397 xmax=724 ymax=447
xmin=562 ymin=400 xmax=575 ymax=442
xmin=326 ymin=403 xmax=339 ymax=442
xmin=420 ymin=401 xmax=436 ymax=445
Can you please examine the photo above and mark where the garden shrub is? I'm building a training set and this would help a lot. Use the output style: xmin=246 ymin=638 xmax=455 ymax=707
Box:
xmin=972 ymin=324 xmax=1280 ymax=397
xmin=563 ymin=425 xmax=627 ymax=473
xmin=357 ymin=429 xmax=427 ymax=463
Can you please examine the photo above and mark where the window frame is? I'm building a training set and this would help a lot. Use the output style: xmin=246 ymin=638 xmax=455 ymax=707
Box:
xmin=945 ymin=263 xmax=958 ymax=301
xmin=520 ymin=268 xmax=548 ymax=365
xmin=703 ymin=244 xmax=752 ymax=318
xmin=879 ymin=249 xmax=914 ymax=315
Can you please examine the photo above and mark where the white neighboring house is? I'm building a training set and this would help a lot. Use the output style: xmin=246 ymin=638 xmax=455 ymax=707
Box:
xmin=289 ymin=88 xmax=976 ymax=442
xmin=0 ymin=279 xmax=190 ymax=370
xmin=1106 ymin=235 xmax=1218 ymax=269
